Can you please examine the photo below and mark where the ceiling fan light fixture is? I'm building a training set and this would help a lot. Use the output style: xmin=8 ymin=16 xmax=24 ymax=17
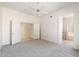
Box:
xmin=50 ymin=16 xmax=53 ymax=18
xmin=36 ymin=9 xmax=40 ymax=12
xmin=36 ymin=2 xmax=40 ymax=4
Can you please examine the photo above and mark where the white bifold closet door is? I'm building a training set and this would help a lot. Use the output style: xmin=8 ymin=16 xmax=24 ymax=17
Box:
xmin=0 ymin=22 xmax=2 ymax=49
xmin=57 ymin=16 xmax=63 ymax=44
xmin=12 ymin=20 xmax=21 ymax=44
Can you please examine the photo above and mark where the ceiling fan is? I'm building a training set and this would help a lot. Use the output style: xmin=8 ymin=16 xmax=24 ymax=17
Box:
xmin=28 ymin=2 xmax=47 ymax=12
xmin=27 ymin=2 xmax=48 ymax=15
xmin=28 ymin=6 xmax=41 ymax=12
xmin=28 ymin=2 xmax=42 ymax=13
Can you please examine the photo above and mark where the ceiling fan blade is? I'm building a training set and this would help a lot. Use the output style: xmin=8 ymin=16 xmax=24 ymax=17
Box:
xmin=28 ymin=6 xmax=35 ymax=11
xmin=40 ymin=11 xmax=48 ymax=14
xmin=39 ymin=5 xmax=44 ymax=11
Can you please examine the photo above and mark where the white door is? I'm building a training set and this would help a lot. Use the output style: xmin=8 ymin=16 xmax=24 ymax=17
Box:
xmin=58 ymin=16 xmax=63 ymax=44
xmin=12 ymin=20 xmax=21 ymax=44
xmin=0 ymin=26 xmax=2 ymax=49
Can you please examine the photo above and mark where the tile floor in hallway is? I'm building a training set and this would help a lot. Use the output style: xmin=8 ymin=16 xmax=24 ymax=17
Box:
xmin=0 ymin=40 xmax=79 ymax=57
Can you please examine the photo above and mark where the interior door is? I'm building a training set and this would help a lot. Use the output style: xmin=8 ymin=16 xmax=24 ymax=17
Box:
xmin=12 ymin=20 xmax=21 ymax=44
xmin=58 ymin=16 xmax=63 ymax=44
xmin=0 ymin=20 xmax=2 ymax=49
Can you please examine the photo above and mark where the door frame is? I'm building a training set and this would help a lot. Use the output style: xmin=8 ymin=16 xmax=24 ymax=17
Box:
xmin=58 ymin=15 xmax=75 ymax=48
xmin=10 ymin=20 xmax=12 ymax=45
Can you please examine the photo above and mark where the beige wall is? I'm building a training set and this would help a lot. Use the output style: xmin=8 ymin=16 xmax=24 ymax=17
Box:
xmin=21 ymin=23 xmax=33 ymax=42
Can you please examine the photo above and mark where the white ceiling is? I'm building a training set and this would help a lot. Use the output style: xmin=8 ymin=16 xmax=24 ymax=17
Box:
xmin=0 ymin=2 xmax=76 ymax=16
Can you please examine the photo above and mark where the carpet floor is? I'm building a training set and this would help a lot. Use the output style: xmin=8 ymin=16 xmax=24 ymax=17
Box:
xmin=0 ymin=40 xmax=79 ymax=57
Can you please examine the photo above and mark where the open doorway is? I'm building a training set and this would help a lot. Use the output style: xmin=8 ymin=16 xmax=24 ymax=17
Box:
xmin=21 ymin=23 xmax=34 ymax=42
xmin=62 ymin=14 xmax=74 ymax=47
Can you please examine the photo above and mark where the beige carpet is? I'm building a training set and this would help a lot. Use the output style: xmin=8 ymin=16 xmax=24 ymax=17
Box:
xmin=0 ymin=40 xmax=79 ymax=57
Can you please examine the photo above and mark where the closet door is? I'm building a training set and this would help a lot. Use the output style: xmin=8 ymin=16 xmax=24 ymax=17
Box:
xmin=58 ymin=16 xmax=63 ymax=44
xmin=12 ymin=20 xmax=21 ymax=44
xmin=0 ymin=20 xmax=2 ymax=49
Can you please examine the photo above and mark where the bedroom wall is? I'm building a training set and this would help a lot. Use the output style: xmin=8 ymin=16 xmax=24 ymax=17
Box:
xmin=2 ymin=7 xmax=40 ymax=45
xmin=40 ymin=3 xmax=79 ymax=49
xmin=40 ymin=15 xmax=58 ymax=43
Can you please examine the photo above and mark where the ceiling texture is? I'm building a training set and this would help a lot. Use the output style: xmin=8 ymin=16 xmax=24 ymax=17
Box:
xmin=0 ymin=2 xmax=75 ymax=16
